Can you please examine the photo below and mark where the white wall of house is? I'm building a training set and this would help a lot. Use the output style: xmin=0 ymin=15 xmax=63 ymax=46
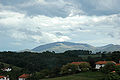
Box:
xmin=0 ymin=78 xmax=4 ymax=80
xmin=6 ymin=78 xmax=9 ymax=80
xmin=2 ymin=68 xmax=12 ymax=72
xmin=0 ymin=77 xmax=9 ymax=80
xmin=18 ymin=78 xmax=25 ymax=80
xmin=95 ymin=64 xmax=105 ymax=69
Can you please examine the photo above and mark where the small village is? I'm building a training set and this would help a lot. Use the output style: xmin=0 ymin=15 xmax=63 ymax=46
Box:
xmin=1 ymin=59 xmax=120 ymax=80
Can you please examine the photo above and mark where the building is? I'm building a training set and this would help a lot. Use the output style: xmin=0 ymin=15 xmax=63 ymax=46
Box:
xmin=1 ymin=68 xmax=12 ymax=72
xmin=116 ymin=59 xmax=120 ymax=65
xmin=95 ymin=61 xmax=116 ymax=69
xmin=18 ymin=74 xmax=29 ymax=80
xmin=0 ymin=76 xmax=9 ymax=80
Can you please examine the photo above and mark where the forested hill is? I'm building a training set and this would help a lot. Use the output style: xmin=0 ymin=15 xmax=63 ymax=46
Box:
xmin=0 ymin=50 xmax=120 ymax=72
xmin=0 ymin=50 xmax=91 ymax=72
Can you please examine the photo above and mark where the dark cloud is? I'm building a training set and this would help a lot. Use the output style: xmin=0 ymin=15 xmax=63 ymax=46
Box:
xmin=0 ymin=0 xmax=120 ymax=17
xmin=55 ymin=32 xmax=63 ymax=36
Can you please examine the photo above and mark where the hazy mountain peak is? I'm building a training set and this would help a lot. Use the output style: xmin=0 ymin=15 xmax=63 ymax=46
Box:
xmin=105 ymin=44 xmax=114 ymax=46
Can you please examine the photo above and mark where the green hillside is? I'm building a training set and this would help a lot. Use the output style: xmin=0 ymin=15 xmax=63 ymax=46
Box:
xmin=0 ymin=62 xmax=22 ymax=71
xmin=41 ymin=71 xmax=105 ymax=80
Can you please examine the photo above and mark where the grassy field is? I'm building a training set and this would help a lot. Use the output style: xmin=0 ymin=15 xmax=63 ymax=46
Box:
xmin=41 ymin=71 xmax=105 ymax=80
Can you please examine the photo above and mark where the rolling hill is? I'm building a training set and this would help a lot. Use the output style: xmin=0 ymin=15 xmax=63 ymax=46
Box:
xmin=32 ymin=42 xmax=120 ymax=53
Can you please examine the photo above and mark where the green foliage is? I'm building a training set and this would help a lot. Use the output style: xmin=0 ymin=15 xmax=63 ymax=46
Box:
xmin=79 ymin=63 xmax=91 ymax=72
xmin=115 ymin=65 xmax=120 ymax=75
xmin=101 ymin=62 xmax=116 ymax=74
xmin=110 ymin=51 xmax=120 ymax=63
xmin=104 ymin=72 xmax=120 ymax=80
xmin=60 ymin=63 xmax=78 ymax=75
xmin=60 ymin=62 xmax=91 ymax=75
xmin=0 ymin=63 xmax=4 ymax=69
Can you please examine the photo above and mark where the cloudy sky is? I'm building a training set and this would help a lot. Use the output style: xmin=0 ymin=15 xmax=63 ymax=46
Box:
xmin=0 ymin=0 xmax=120 ymax=51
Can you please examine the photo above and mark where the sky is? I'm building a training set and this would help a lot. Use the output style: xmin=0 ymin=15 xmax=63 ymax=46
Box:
xmin=0 ymin=0 xmax=120 ymax=51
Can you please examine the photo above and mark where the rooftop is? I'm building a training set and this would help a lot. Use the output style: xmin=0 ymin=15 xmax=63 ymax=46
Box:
xmin=19 ymin=74 xmax=29 ymax=78
xmin=0 ymin=76 xmax=5 ymax=78
xmin=95 ymin=61 xmax=116 ymax=64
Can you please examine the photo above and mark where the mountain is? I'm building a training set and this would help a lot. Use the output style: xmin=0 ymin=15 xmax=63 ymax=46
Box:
xmin=95 ymin=44 xmax=120 ymax=52
xmin=32 ymin=42 xmax=120 ymax=53
xmin=32 ymin=42 xmax=95 ymax=53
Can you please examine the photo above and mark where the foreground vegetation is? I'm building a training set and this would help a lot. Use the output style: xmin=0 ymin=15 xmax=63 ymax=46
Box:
xmin=42 ymin=71 xmax=105 ymax=80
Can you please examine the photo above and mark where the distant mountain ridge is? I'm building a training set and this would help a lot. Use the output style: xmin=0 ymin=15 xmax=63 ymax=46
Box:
xmin=32 ymin=42 xmax=120 ymax=53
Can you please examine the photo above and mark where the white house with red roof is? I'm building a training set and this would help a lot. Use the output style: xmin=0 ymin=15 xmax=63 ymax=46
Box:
xmin=95 ymin=61 xmax=116 ymax=69
xmin=0 ymin=76 xmax=9 ymax=80
xmin=18 ymin=74 xmax=29 ymax=80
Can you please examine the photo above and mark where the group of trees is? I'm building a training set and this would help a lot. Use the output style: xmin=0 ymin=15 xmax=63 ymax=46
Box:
xmin=60 ymin=62 xmax=91 ymax=75
xmin=0 ymin=50 xmax=92 ymax=72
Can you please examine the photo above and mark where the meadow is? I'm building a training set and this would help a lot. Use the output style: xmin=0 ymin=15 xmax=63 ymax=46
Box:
xmin=42 ymin=71 xmax=105 ymax=80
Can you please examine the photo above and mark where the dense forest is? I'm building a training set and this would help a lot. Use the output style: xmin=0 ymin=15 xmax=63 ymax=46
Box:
xmin=0 ymin=50 xmax=120 ymax=80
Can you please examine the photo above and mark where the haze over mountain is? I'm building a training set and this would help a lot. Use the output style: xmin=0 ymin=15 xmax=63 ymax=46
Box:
xmin=32 ymin=42 xmax=120 ymax=53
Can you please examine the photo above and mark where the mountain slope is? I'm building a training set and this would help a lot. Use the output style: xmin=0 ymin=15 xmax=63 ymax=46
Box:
xmin=32 ymin=42 xmax=120 ymax=53
xmin=95 ymin=44 xmax=120 ymax=52
xmin=32 ymin=42 xmax=96 ymax=53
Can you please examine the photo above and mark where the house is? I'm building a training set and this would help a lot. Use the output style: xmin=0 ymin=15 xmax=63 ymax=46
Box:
xmin=116 ymin=59 xmax=120 ymax=65
xmin=0 ymin=76 xmax=9 ymax=80
xmin=1 ymin=68 xmax=12 ymax=72
xmin=95 ymin=61 xmax=116 ymax=69
xmin=18 ymin=74 xmax=30 ymax=80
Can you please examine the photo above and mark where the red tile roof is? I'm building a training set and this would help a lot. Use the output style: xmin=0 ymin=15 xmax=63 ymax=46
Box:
xmin=0 ymin=76 xmax=5 ymax=78
xmin=71 ymin=62 xmax=88 ymax=65
xmin=116 ymin=63 xmax=120 ymax=65
xmin=19 ymin=74 xmax=29 ymax=78
xmin=95 ymin=61 xmax=116 ymax=64
xmin=112 ymin=71 xmax=116 ymax=72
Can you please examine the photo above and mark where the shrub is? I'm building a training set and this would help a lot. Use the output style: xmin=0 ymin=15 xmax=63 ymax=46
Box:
xmin=101 ymin=62 xmax=116 ymax=74
xmin=81 ymin=68 xmax=88 ymax=72
xmin=104 ymin=72 xmax=120 ymax=80
xmin=79 ymin=63 xmax=91 ymax=72
xmin=115 ymin=65 xmax=120 ymax=75
xmin=60 ymin=63 xmax=78 ymax=75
